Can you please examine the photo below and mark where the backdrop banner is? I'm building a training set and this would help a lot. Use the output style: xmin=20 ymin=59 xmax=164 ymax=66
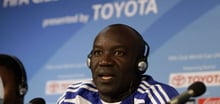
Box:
xmin=1 ymin=0 xmax=220 ymax=103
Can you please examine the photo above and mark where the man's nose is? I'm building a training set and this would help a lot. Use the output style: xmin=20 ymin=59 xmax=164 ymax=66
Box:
xmin=98 ymin=54 xmax=113 ymax=66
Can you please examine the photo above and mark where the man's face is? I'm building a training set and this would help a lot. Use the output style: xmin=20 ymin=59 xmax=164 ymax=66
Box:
xmin=89 ymin=27 xmax=140 ymax=99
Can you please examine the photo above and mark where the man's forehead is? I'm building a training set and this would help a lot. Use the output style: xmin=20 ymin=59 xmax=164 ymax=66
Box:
xmin=94 ymin=34 xmax=131 ymax=47
xmin=101 ymin=25 xmax=136 ymax=35
xmin=95 ymin=29 xmax=137 ymax=43
xmin=93 ymin=43 xmax=128 ymax=49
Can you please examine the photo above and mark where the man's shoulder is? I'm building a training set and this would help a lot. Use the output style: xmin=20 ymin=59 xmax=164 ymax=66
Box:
xmin=139 ymin=75 xmax=179 ymax=96
xmin=57 ymin=80 xmax=99 ymax=104
xmin=134 ymin=75 xmax=179 ymax=103
xmin=66 ymin=79 xmax=98 ymax=94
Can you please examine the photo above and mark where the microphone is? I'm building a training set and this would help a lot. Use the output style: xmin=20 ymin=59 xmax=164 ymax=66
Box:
xmin=168 ymin=81 xmax=206 ymax=104
xmin=28 ymin=97 xmax=46 ymax=104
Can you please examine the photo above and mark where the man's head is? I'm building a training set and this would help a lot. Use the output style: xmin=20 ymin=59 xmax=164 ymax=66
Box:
xmin=0 ymin=54 xmax=28 ymax=104
xmin=87 ymin=24 xmax=149 ymax=102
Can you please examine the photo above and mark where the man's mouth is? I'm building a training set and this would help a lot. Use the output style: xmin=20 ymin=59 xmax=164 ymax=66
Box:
xmin=96 ymin=74 xmax=115 ymax=84
xmin=98 ymin=74 xmax=114 ymax=80
xmin=101 ymin=75 xmax=113 ymax=80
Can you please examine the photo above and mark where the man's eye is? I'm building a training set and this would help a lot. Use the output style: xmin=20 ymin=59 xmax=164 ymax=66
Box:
xmin=93 ymin=50 xmax=103 ymax=56
xmin=114 ymin=51 xmax=125 ymax=56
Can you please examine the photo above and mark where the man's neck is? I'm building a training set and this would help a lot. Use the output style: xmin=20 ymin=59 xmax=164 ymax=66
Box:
xmin=99 ymin=76 xmax=141 ymax=103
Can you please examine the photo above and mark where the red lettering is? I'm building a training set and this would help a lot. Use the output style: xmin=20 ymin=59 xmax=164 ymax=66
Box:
xmin=48 ymin=82 xmax=59 ymax=93
xmin=206 ymin=75 xmax=213 ymax=83
xmin=187 ymin=74 xmax=220 ymax=85
xmin=203 ymin=98 xmax=220 ymax=104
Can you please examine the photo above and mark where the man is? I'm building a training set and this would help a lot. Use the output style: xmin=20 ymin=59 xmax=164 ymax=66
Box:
xmin=57 ymin=24 xmax=179 ymax=104
xmin=0 ymin=54 xmax=28 ymax=104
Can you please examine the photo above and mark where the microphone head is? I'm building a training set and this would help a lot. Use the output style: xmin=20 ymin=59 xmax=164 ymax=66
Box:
xmin=29 ymin=97 xmax=46 ymax=104
xmin=188 ymin=81 xmax=206 ymax=97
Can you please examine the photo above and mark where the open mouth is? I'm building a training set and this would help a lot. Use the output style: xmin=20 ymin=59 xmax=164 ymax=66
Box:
xmin=101 ymin=75 xmax=113 ymax=80
xmin=98 ymin=74 xmax=114 ymax=80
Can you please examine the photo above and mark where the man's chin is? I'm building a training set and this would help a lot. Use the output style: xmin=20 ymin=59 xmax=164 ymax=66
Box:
xmin=96 ymin=83 xmax=115 ymax=93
